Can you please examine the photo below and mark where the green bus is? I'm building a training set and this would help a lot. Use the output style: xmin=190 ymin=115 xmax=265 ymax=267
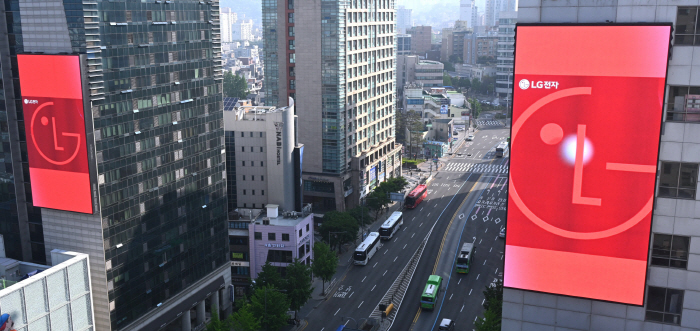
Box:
xmin=456 ymin=242 xmax=475 ymax=274
xmin=420 ymin=275 xmax=443 ymax=309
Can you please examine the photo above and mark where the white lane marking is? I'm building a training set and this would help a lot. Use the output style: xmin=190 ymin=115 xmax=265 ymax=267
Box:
xmin=384 ymin=250 xmax=388 ymax=255
xmin=344 ymin=320 xmax=350 ymax=326
xmin=489 ymin=247 xmax=492 ymax=252
xmin=458 ymin=279 xmax=461 ymax=285
xmin=412 ymin=233 xmax=415 ymax=238
xmin=358 ymin=301 xmax=364 ymax=309
xmin=495 ymin=267 xmax=499 ymax=274
xmin=501 ymin=255 xmax=504 ymax=260
xmin=334 ymin=308 xmax=341 ymax=316
xmin=428 ymin=212 xmax=431 ymax=217
xmin=403 ymin=227 xmax=407 ymax=231
xmin=461 ymin=304 xmax=465 ymax=312
xmin=481 ymin=299 xmax=485 ymax=305
xmin=483 ymin=260 xmax=487 ymax=265
xmin=412 ymin=217 xmax=415 ymax=221
xmin=484 ymin=228 xmax=488 ymax=233
xmin=373 ymin=262 xmax=378 ymax=268
xmin=362 ymin=276 xmax=366 ymax=282
xmin=419 ymin=222 xmax=423 ymax=227
xmin=383 ymin=270 xmax=388 ymax=276
xmin=349 ymin=292 xmax=354 ymax=298
xmin=394 ymin=256 xmax=398 ymax=262
xmin=403 ymin=244 xmax=407 ymax=249
xmin=469 ymin=289 xmax=473 ymax=295
xmin=449 ymin=293 xmax=453 ymax=300
xmin=479 ymin=238 xmax=483 ymax=244
xmin=420 ymin=207 xmax=423 ymax=211
xmin=371 ymin=285 xmax=376 ymax=291
xmin=476 ymin=274 xmax=480 ymax=280
xmin=434 ymin=203 xmax=438 ymax=208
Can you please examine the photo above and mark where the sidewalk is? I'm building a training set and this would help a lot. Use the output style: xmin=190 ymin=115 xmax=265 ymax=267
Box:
xmin=286 ymin=201 xmax=407 ymax=331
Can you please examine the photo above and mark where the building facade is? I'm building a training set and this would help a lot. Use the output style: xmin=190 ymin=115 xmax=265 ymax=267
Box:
xmin=0 ymin=1 xmax=231 ymax=330
xmin=495 ymin=11 xmax=515 ymax=112
xmin=460 ymin=0 xmax=477 ymax=29
xmin=0 ymin=248 xmax=94 ymax=331
xmin=485 ymin=0 xmax=495 ymax=27
xmin=503 ymin=2 xmax=700 ymax=330
xmin=398 ymin=34 xmax=412 ymax=55
xmin=464 ymin=34 xmax=498 ymax=65
xmin=263 ymin=0 xmax=402 ymax=212
xmin=408 ymin=25 xmax=433 ymax=56
xmin=398 ymin=56 xmax=444 ymax=89
xmin=232 ymin=19 xmax=253 ymax=41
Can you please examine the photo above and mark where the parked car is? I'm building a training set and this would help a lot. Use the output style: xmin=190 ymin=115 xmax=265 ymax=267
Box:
xmin=467 ymin=134 xmax=475 ymax=141
xmin=439 ymin=319 xmax=455 ymax=331
xmin=499 ymin=228 xmax=506 ymax=238
xmin=453 ymin=131 xmax=458 ymax=135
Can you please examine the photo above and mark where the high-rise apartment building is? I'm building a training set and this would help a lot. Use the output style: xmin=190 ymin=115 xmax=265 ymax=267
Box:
xmin=485 ymin=0 xmax=495 ymax=27
xmin=232 ymin=19 xmax=254 ymax=41
xmin=0 ymin=1 xmax=231 ymax=330
xmin=397 ymin=6 xmax=412 ymax=34
xmin=495 ymin=11 xmax=515 ymax=110
xmin=460 ymin=0 xmax=477 ymax=29
xmin=263 ymin=0 xmax=403 ymax=211
xmin=408 ymin=25 xmax=432 ymax=56
xmin=494 ymin=0 xmax=516 ymax=27
xmin=221 ymin=7 xmax=238 ymax=44
xmin=503 ymin=2 xmax=700 ymax=330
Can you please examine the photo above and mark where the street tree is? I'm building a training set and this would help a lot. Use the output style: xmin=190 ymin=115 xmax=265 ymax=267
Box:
xmin=205 ymin=308 xmax=233 ymax=331
xmin=347 ymin=206 xmax=372 ymax=227
xmin=443 ymin=73 xmax=453 ymax=86
xmin=474 ymin=308 xmax=501 ymax=331
xmin=284 ymin=259 xmax=314 ymax=319
xmin=224 ymin=71 xmax=249 ymax=98
xmin=317 ymin=211 xmax=359 ymax=252
xmin=250 ymin=285 xmax=290 ymax=331
xmin=312 ymin=242 xmax=338 ymax=295
xmin=383 ymin=176 xmax=409 ymax=194
xmin=365 ymin=186 xmax=391 ymax=220
xmin=474 ymin=279 xmax=503 ymax=331
xmin=231 ymin=304 xmax=261 ymax=331
xmin=254 ymin=261 xmax=285 ymax=290
xmin=469 ymin=98 xmax=482 ymax=120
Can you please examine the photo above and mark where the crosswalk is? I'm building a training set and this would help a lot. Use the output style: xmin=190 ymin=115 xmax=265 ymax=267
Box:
xmin=476 ymin=120 xmax=504 ymax=127
xmin=442 ymin=162 xmax=509 ymax=173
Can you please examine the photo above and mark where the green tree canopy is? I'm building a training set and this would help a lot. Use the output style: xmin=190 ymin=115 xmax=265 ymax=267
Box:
xmin=347 ymin=206 xmax=372 ymax=227
xmin=250 ymin=285 xmax=290 ymax=331
xmin=312 ymin=242 xmax=338 ymax=295
xmin=443 ymin=73 xmax=453 ymax=86
xmin=205 ymin=309 xmax=231 ymax=331
xmin=383 ymin=176 xmax=409 ymax=194
xmin=475 ymin=279 xmax=503 ymax=331
xmin=317 ymin=211 xmax=359 ymax=252
xmin=254 ymin=261 xmax=285 ymax=290
xmin=231 ymin=304 xmax=261 ymax=331
xmin=440 ymin=61 xmax=455 ymax=72
xmin=224 ymin=71 xmax=249 ymax=98
xmin=284 ymin=260 xmax=314 ymax=319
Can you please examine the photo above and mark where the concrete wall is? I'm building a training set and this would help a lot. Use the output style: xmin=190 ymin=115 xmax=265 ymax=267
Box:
xmin=248 ymin=214 xmax=314 ymax=277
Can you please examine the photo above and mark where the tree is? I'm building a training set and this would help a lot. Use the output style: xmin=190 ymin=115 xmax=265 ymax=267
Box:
xmin=312 ymin=242 xmax=338 ymax=295
xmin=448 ymin=54 xmax=463 ymax=64
xmin=255 ymin=261 xmax=285 ymax=290
xmin=284 ymin=260 xmax=314 ymax=319
xmin=471 ymin=78 xmax=482 ymax=94
xmin=440 ymin=60 xmax=455 ymax=72
xmin=383 ymin=176 xmax=409 ymax=194
xmin=347 ymin=206 xmax=371 ymax=228
xmin=317 ymin=211 xmax=359 ymax=252
xmin=397 ymin=110 xmax=425 ymax=159
xmin=443 ymin=73 xmax=453 ymax=86
xmin=224 ymin=71 xmax=249 ymax=98
xmin=206 ymin=308 xmax=232 ymax=331
xmin=250 ymin=285 xmax=290 ymax=331
xmin=231 ymin=304 xmax=261 ymax=331
xmin=365 ymin=187 xmax=391 ymax=220
xmin=469 ymin=98 xmax=482 ymax=121
xmin=474 ymin=307 xmax=501 ymax=331
xmin=474 ymin=279 xmax=503 ymax=331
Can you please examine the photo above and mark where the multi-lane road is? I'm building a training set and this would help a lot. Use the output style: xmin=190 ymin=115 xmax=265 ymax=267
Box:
xmin=301 ymin=118 xmax=510 ymax=331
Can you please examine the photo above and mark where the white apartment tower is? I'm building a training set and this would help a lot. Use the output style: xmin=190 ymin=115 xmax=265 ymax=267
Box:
xmin=263 ymin=0 xmax=403 ymax=211
xmin=495 ymin=11 xmax=515 ymax=111
xmin=233 ymin=19 xmax=253 ymax=41
xmin=220 ymin=7 xmax=238 ymax=43
xmin=503 ymin=1 xmax=700 ymax=330
xmin=460 ymin=0 xmax=477 ymax=29
xmin=485 ymin=0 xmax=495 ymax=26
xmin=397 ymin=6 xmax=413 ymax=34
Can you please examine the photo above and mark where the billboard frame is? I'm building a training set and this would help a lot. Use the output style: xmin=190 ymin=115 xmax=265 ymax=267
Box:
xmin=503 ymin=22 xmax=673 ymax=307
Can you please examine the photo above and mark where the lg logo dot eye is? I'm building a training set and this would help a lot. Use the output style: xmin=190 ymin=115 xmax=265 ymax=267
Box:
xmin=519 ymin=79 xmax=530 ymax=90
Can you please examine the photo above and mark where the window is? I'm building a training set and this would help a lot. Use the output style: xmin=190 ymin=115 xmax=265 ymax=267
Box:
xmin=288 ymin=0 xmax=294 ymax=9
xmin=268 ymin=233 xmax=276 ymax=241
xmin=251 ymin=176 xmax=255 ymax=181
xmin=289 ymin=53 xmax=296 ymax=64
xmin=262 ymin=190 xmax=265 ymax=196
xmin=282 ymin=233 xmax=290 ymax=241
xmin=646 ymin=286 xmax=684 ymax=325
xmin=306 ymin=224 xmax=310 ymax=232
xmin=229 ymin=222 xmax=249 ymax=230
xmin=242 ymin=175 xmax=246 ymax=180
xmin=241 ymin=132 xmax=244 ymax=137
xmin=261 ymin=175 xmax=265 ymax=181
xmin=676 ymin=7 xmax=700 ymax=45
xmin=250 ymin=132 xmax=253 ymax=137
xmin=658 ymin=162 xmax=698 ymax=199
xmin=299 ymin=229 xmax=302 ymax=237
xmin=267 ymin=250 xmax=293 ymax=263
xmin=288 ymin=13 xmax=294 ymax=23
xmin=289 ymin=40 xmax=295 ymax=50
xmin=242 ymin=161 xmax=245 ymax=166
xmin=260 ymin=147 xmax=264 ymax=152
xmin=665 ymin=86 xmax=700 ymax=122
xmin=288 ymin=26 xmax=294 ymax=37
xmin=260 ymin=161 xmax=264 ymax=167
xmin=250 ymin=146 xmax=254 ymax=152
xmin=651 ymin=234 xmax=690 ymax=269
xmin=260 ymin=132 xmax=263 ymax=137
xmin=252 ymin=190 xmax=255 ymax=195
xmin=229 ymin=237 xmax=248 ymax=245
xmin=254 ymin=232 xmax=262 ymax=240
xmin=243 ymin=190 xmax=246 ymax=195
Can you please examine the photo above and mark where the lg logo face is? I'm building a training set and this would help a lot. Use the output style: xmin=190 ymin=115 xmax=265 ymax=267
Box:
xmin=519 ymin=79 xmax=559 ymax=90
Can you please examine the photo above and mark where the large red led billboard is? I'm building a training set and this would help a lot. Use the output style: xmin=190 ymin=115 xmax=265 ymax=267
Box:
xmin=504 ymin=25 xmax=671 ymax=305
xmin=18 ymin=55 xmax=93 ymax=214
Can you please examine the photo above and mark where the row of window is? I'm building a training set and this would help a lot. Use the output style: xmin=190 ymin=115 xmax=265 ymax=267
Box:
xmin=241 ymin=189 xmax=264 ymax=196
xmin=241 ymin=146 xmax=265 ymax=153
xmin=253 ymin=224 xmax=311 ymax=241
xmin=240 ymin=175 xmax=264 ymax=181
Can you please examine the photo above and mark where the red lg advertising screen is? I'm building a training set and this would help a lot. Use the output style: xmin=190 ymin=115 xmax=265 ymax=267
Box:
xmin=18 ymin=55 xmax=93 ymax=214
xmin=504 ymin=25 xmax=671 ymax=305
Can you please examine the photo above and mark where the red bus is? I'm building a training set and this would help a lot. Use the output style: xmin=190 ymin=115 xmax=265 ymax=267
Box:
xmin=406 ymin=184 xmax=428 ymax=209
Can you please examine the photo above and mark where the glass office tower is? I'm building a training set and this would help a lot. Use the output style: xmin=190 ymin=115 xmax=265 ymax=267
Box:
xmin=0 ymin=0 xmax=230 ymax=330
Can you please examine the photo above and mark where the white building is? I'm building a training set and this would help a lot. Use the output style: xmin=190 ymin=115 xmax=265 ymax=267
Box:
xmin=485 ymin=0 xmax=495 ymax=27
xmin=502 ymin=2 xmax=700 ymax=331
xmin=494 ymin=0 xmax=516 ymax=26
xmin=460 ymin=0 xmax=477 ymax=29
xmin=220 ymin=7 xmax=237 ymax=43
xmin=232 ymin=19 xmax=253 ymax=41
xmin=495 ymin=11 xmax=515 ymax=110
xmin=397 ymin=6 xmax=412 ymax=34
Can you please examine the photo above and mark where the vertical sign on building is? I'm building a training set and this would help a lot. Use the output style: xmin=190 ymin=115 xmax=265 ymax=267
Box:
xmin=505 ymin=24 xmax=671 ymax=305
xmin=18 ymin=55 xmax=93 ymax=214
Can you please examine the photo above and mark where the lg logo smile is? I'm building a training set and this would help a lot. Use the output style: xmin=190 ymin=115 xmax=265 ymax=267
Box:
xmin=519 ymin=79 xmax=559 ymax=90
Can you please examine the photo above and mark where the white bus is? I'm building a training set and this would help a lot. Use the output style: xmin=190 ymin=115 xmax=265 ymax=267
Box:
xmin=354 ymin=232 xmax=381 ymax=265
xmin=495 ymin=142 xmax=509 ymax=157
xmin=379 ymin=211 xmax=404 ymax=240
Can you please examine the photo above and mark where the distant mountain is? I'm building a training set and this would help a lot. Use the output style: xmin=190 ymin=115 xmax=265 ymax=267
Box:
xmin=222 ymin=0 xmax=262 ymax=26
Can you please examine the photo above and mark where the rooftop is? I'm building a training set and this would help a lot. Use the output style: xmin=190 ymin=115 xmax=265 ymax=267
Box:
xmin=253 ymin=203 xmax=313 ymax=227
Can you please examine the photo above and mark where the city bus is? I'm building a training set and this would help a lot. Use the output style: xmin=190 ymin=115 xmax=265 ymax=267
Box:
xmin=405 ymin=184 xmax=427 ymax=209
xmin=495 ymin=142 xmax=508 ymax=157
xmin=456 ymin=242 xmax=475 ymax=274
xmin=353 ymin=232 xmax=380 ymax=265
xmin=420 ymin=275 xmax=443 ymax=309
xmin=379 ymin=211 xmax=404 ymax=240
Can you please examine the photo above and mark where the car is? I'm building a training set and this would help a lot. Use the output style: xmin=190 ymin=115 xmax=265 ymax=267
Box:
xmin=499 ymin=228 xmax=506 ymax=238
xmin=439 ymin=318 xmax=455 ymax=331
xmin=456 ymin=127 xmax=465 ymax=131
xmin=453 ymin=131 xmax=458 ymax=135
xmin=467 ymin=134 xmax=475 ymax=141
